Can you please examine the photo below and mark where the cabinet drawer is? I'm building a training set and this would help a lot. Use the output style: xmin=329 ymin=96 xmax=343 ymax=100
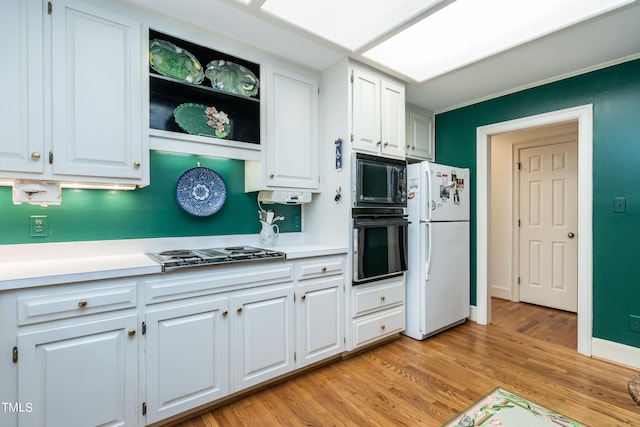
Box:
xmin=352 ymin=279 xmax=404 ymax=317
xmin=296 ymin=257 xmax=344 ymax=280
xmin=352 ymin=306 xmax=405 ymax=348
xmin=18 ymin=283 xmax=137 ymax=326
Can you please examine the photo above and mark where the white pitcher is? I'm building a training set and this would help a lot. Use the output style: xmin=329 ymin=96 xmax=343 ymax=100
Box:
xmin=259 ymin=220 xmax=279 ymax=247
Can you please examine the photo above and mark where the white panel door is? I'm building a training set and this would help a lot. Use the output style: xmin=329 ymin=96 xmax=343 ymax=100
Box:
xmin=145 ymin=297 xmax=229 ymax=424
xmin=50 ymin=0 xmax=142 ymax=179
xmin=519 ymin=141 xmax=578 ymax=312
xmin=18 ymin=315 xmax=137 ymax=427
xmin=232 ymin=284 xmax=295 ymax=391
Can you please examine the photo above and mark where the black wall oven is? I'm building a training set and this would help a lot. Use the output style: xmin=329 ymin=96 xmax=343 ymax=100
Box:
xmin=352 ymin=209 xmax=408 ymax=284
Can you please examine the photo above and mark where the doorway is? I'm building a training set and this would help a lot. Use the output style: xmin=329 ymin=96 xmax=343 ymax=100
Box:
xmin=475 ymin=104 xmax=593 ymax=356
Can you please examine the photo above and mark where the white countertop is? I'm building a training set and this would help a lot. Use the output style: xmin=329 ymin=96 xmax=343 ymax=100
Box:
xmin=0 ymin=235 xmax=348 ymax=291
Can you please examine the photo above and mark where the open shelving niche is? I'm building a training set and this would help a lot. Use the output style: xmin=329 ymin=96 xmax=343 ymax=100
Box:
xmin=148 ymin=29 xmax=262 ymax=161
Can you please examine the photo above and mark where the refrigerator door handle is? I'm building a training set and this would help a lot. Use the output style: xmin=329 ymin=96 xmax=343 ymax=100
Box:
xmin=424 ymin=167 xmax=431 ymax=222
xmin=425 ymin=222 xmax=432 ymax=281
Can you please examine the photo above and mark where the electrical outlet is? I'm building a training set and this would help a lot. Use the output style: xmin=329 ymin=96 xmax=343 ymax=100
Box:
xmin=293 ymin=215 xmax=301 ymax=229
xmin=614 ymin=197 xmax=626 ymax=213
xmin=30 ymin=215 xmax=48 ymax=237
xmin=630 ymin=315 xmax=640 ymax=333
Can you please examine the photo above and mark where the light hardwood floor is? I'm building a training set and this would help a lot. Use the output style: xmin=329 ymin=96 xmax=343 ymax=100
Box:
xmin=170 ymin=299 xmax=639 ymax=426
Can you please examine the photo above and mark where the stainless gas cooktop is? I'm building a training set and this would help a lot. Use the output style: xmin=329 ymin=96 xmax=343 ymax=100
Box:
xmin=146 ymin=246 xmax=285 ymax=271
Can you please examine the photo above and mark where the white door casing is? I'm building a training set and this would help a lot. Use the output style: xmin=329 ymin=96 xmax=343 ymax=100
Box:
xmin=518 ymin=142 xmax=578 ymax=312
xmin=476 ymin=104 xmax=593 ymax=357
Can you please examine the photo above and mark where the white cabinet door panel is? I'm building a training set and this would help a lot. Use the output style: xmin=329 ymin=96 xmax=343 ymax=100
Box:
xmin=50 ymin=0 xmax=142 ymax=179
xmin=232 ymin=284 xmax=294 ymax=391
xmin=145 ymin=297 xmax=229 ymax=423
xmin=18 ymin=315 xmax=137 ymax=427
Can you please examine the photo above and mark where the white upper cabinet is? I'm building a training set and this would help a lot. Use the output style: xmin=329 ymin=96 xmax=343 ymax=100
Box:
xmin=0 ymin=0 xmax=147 ymax=187
xmin=351 ymin=65 xmax=405 ymax=159
xmin=405 ymin=103 xmax=435 ymax=162
xmin=245 ymin=64 xmax=319 ymax=191
xmin=0 ymin=0 xmax=44 ymax=175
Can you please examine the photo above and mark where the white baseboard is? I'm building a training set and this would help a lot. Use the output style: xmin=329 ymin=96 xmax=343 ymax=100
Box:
xmin=591 ymin=338 xmax=640 ymax=369
xmin=490 ymin=287 xmax=511 ymax=300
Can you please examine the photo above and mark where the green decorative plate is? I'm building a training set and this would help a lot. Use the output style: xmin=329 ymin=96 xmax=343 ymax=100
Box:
xmin=173 ymin=103 xmax=231 ymax=139
xmin=205 ymin=60 xmax=259 ymax=97
xmin=149 ymin=39 xmax=205 ymax=84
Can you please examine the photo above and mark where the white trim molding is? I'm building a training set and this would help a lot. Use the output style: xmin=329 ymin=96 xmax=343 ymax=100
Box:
xmin=592 ymin=338 xmax=640 ymax=370
xmin=476 ymin=104 xmax=593 ymax=357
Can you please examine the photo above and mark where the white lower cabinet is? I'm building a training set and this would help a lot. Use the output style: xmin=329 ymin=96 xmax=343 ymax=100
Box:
xmin=144 ymin=296 xmax=230 ymax=424
xmin=17 ymin=314 xmax=138 ymax=427
xmin=295 ymin=256 xmax=345 ymax=367
xmin=350 ymin=276 xmax=406 ymax=350
xmin=231 ymin=284 xmax=295 ymax=391
xmin=0 ymin=255 xmax=349 ymax=427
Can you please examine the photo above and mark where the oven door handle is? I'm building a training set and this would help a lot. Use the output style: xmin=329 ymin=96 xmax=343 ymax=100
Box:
xmin=353 ymin=217 xmax=408 ymax=227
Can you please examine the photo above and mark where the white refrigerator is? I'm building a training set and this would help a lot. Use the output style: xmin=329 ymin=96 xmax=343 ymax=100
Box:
xmin=404 ymin=161 xmax=470 ymax=340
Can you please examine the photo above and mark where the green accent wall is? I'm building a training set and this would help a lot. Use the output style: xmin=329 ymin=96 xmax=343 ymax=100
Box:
xmin=0 ymin=151 xmax=301 ymax=244
xmin=435 ymin=58 xmax=640 ymax=348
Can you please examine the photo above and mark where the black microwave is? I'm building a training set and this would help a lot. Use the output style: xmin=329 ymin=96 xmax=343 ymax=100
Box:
xmin=352 ymin=153 xmax=407 ymax=208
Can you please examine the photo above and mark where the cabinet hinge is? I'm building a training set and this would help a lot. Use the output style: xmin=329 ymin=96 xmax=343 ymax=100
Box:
xmin=350 ymin=71 xmax=354 ymax=83
xmin=142 ymin=321 xmax=146 ymax=335
xmin=142 ymin=402 xmax=147 ymax=416
xmin=12 ymin=346 xmax=18 ymax=363
xmin=47 ymin=1 xmax=52 ymax=14
xmin=48 ymin=151 xmax=53 ymax=164
xmin=517 ymin=162 xmax=521 ymax=170
xmin=517 ymin=277 xmax=521 ymax=285
xmin=518 ymin=219 xmax=521 ymax=227
xmin=294 ymin=352 xmax=296 ymax=362
xmin=293 ymin=293 xmax=296 ymax=303
xmin=350 ymin=134 xmax=354 ymax=142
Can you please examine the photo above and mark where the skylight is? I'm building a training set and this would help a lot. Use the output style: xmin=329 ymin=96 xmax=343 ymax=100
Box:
xmin=361 ymin=0 xmax=634 ymax=82
xmin=260 ymin=0 xmax=446 ymax=51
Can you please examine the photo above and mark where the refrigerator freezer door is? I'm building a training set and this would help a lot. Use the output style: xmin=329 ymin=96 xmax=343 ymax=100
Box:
xmin=425 ymin=162 xmax=470 ymax=222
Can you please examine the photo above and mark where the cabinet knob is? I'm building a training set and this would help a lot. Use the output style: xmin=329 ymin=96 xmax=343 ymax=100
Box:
xmin=301 ymin=295 xmax=306 ymax=301
xmin=222 ymin=310 xmax=229 ymax=317
xmin=31 ymin=152 xmax=41 ymax=160
xmin=128 ymin=329 xmax=136 ymax=337
xmin=321 ymin=266 xmax=327 ymax=273
xmin=237 ymin=307 xmax=243 ymax=314
xmin=133 ymin=161 xmax=141 ymax=168
xmin=384 ymin=142 xmax=389 ymax=147
xmin=78 ymin=300 xmax=88 ymax=309
xmin=380 ymin=296 xmax=386 ymax=302
xmin=380 ymin=324 xmax=386 ymax=331
xmin=269 ymin=173 xmax=275 ymax=179
xmin=376 ymin=141 xmax=382 ymax=146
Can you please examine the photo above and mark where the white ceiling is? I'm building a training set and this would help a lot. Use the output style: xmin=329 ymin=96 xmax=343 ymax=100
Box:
xmin=121 ymin=0 xmax=640 ymax=112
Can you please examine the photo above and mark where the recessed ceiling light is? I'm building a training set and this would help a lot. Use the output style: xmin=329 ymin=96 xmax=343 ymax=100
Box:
xmin=260 ymin=0 xmax=446 ymax=51
xmin=362 ymin=0 xmax=634 ymax=82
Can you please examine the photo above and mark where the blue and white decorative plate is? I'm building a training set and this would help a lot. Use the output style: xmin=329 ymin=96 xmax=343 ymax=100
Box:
xmin=176 ymin=167 xmax=227 ymax=217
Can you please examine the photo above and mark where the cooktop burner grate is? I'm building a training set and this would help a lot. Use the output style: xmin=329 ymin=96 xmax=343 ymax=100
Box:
xmin=146 ymin=246 xmax=285 ymax=271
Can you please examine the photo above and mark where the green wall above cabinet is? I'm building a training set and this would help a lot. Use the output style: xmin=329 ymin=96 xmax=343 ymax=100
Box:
xmin=0 ymin=151 xmax=301 ymax=245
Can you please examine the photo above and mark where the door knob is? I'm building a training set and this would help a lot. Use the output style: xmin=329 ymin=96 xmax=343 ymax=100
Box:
xmin=568 ymin=232 xmax=575 ymax=239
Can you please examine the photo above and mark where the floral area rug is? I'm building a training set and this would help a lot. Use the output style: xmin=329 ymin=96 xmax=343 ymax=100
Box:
xmin=442 ymin=387 xmax=587 ymax=427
